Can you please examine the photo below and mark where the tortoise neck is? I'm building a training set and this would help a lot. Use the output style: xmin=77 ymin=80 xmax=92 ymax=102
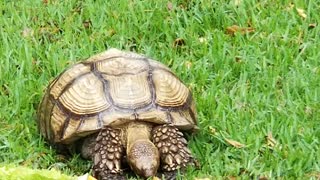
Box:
xmin=126 ymin=122 xmax=152 ymax=149
xmin=125 ymin=122 xmax=159 ymax=177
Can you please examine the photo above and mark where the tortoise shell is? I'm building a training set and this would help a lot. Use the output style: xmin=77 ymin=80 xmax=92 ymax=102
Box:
xmin=37 ymin=49 xmax=197 ymax=144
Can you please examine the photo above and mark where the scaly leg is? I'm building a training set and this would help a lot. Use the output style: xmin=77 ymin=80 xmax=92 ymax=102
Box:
xmin=92 ymin=127 xmax=126 ymax=180
xmin=152 ymin=124 xmax=195 ymax=178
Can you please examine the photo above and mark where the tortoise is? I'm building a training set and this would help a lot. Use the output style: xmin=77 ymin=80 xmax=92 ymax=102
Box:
xmin=37 ymin=48 xmax=198 ymax=179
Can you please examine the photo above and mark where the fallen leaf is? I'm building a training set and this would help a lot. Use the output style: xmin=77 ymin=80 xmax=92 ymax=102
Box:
xmin=285 ymin=3 xmax=295 ymax=11
xmin=235 ymin=101 xmax=246 ymax=110
xmin=239 ymin=167 xmax=250 ymax=175
xmin=198 ymin=37 xmax=207 ymax=43
xmin=226 ymin=25 xmax=255 ymax=36
xmin=167 ymin=2 xmax=173 ymax=11
xmin=107 ymin=29 xmax=116 ymax=37
xmin=266 ymin=132 xmax=277 ymax=148
xmin=173 ymin=38 xmax=185 ymax=47
xmin=225 ymin=138 xmax=245 ymax=148
xmin=72 ymin=5 xmax=82 ymax=14
xmin=308 ymin=23 xmax=316 ymax=29
xmin=83 ymin=20 xmax=92 ymax=29
xmin=21 ymin=27 xmax=34 ymax=38
xmin=258 ymin=176 xmax=269 ymax=180
xmin=296 ymin=8 xmax=307 ymax=19
xmin=32 ymin=58 xmax=38 ymax=65
xmin=233 ymin=0 xmax=242 ymax=6
xmin=304 ymin=106 xmax=312 ymax=115
xmin=194 ymin=178 xmax=211 ymax=180
xmin=226 ymin=176 xmax=237 ymax=180
xmin=306 ymin=171 xmax=320 ymax=179
xmin=235 ymin=56 xmax=242 ymax=63
xmin=39 ymin=26 xmax=60 ymax=34
xmin=312 ymin=67 xmax=319 ymax=74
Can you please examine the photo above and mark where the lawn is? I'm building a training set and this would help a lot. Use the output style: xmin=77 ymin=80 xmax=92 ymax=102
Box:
xmin=0 ymin=0 xmax=319 ymax=179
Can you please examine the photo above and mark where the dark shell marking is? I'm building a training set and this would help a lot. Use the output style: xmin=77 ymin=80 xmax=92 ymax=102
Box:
xmin=37 ymin=49 xmax=197 ymax=144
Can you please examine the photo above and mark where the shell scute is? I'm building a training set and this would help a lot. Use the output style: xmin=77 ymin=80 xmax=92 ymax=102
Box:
xmin=103 ymin=71 xmax=151 ymax=109
xmin=59 ymin=73 xmax=110 ymax=115
xmin=37 ymin=49 xmax=197 ymax=144
xmin=50 ymin=63 xmax=91 ymax=99
xmin=152 ymin=69 xmax=189 ymax=107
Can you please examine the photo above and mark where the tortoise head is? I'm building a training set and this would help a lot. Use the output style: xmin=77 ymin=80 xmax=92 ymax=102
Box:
xmin=127 ymin=140 xmax=160 ymax=177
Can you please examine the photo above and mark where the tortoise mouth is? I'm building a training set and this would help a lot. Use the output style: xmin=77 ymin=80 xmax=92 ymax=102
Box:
xmin=127 ymin=140 xmax=159 ymax=177
xmin=139 ymin=167 xmax=157 ymax=178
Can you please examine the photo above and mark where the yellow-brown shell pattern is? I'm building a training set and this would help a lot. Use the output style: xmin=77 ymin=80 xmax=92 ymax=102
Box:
xmin=37 ymin=49 xmax=197 ymax=144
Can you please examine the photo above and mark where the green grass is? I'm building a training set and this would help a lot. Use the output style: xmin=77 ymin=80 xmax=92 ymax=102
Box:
xmin=1 ymin=0 xmax=319 ymax=179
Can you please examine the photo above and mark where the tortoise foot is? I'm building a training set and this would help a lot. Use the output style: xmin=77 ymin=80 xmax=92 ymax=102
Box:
xmin=93 ymin=127 xmax=124 ymax=180
xmin=152 ymin=124 xmax=194 ymax=172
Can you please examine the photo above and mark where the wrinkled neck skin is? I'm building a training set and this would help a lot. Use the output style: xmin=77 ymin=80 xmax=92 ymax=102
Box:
xmin=126 ymin=122 xmax=159 ymax=178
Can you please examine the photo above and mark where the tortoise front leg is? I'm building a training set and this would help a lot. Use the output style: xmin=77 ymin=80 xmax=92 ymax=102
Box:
xmin=93 ymin=127 xmax=126 ymax=180
xmin=152 ymin=124 xmax=195 ymax=177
